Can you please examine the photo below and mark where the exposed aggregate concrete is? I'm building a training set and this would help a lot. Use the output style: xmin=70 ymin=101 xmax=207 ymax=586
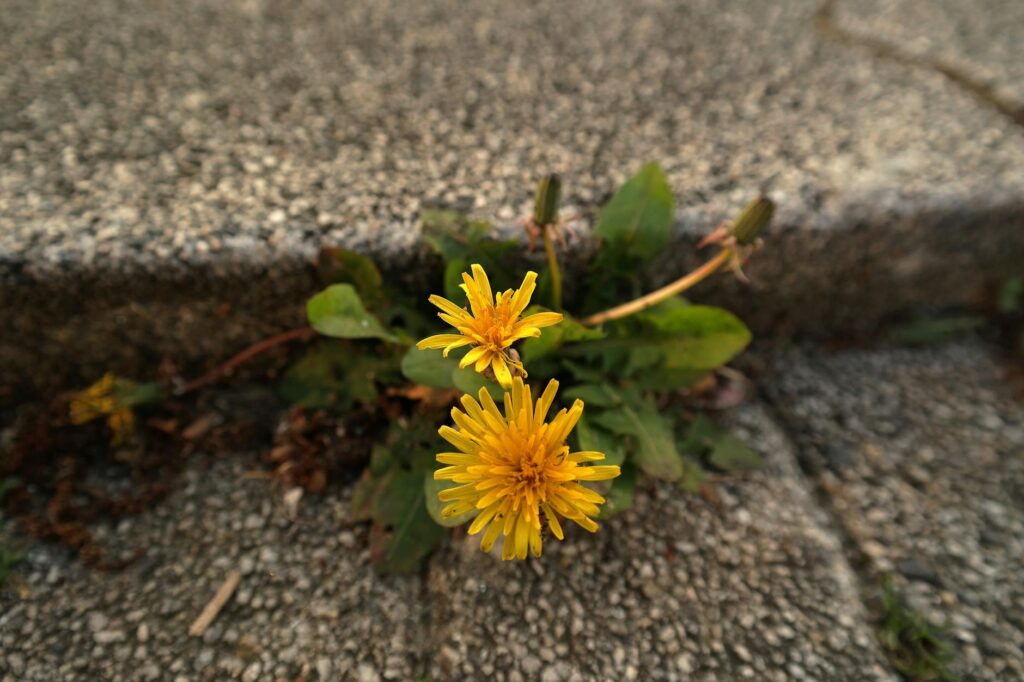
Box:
xmin=3 ymin=0 xmax=1024 ymax=390
xmin=0 ymin=405 xmax=894 ymax=681
xmin=766 ymin=342 xmax=1024 ymax=681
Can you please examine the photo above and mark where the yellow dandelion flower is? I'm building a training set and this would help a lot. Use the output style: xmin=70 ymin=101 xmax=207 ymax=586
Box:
xmin=417 ymin=264 xmax=563 ymax=387
xmin=434 ymin=377 xmax=620 ymax=560
xmin=69 ymin=373 xmax=158 ymax=445
xmin=69 ymin=373 xmax=120 ymax=425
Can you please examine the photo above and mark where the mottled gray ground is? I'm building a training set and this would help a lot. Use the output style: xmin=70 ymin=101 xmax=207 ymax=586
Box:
xmin=424 ymin=405 xmax=892 ymax=682
xmin=0 ymin=405 xmax=893 ymax=682
xmin=766 ymin=342 xmax=1024 ymax=681
xmin=3 ymin=0 xmax=1024 ymax=391
xmin=837 ymin=0 xmax=1024 ymax=105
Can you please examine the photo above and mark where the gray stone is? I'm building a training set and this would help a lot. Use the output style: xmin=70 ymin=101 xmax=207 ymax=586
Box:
xmin=765 ymin=341 xmax=1024 ymax=681
xmin=3 ymin=0 xmax=1024 ymax=391
xmin=424 ymin=404 xmax=894 ymax=681
xmin=0 ymin=405 xmax=900 ymax=681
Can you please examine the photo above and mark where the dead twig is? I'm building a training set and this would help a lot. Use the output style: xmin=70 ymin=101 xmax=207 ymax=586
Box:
xmin=177 ymin=327 xmax=317 ymax=395
xmin=188 ymin=570 xmax=242 ymax=637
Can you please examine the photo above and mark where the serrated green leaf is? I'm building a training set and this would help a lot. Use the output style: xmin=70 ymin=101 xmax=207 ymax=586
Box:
xmin=595 ymin=163 xmax=674 ymax=262
xmin=307 ymin=284 xmax=397 ymax=341
xmin=638 ymin=305 xmax=751 ymax=370
xmin=370 ymin=469 xmax=444 ymax=574
xmin=421 ymin=210 xmax=519 ymax=292
xmin=400 ymin=347 xmax=459 ymax=389
xmin=591 ymin=400 xmax=682 ymax=481
xmin=680 ymin=413 xmax=718 ymax=456
xmin=278 ymin=342 xmax=350 ymax=408
xmin=279 ymin=342 xmax=391 ymax=409
xmin=677 ymin=457 xmax=709 ymax=493
xmin=571 ymin=305 xmax=750 ymax=374
xmin=599 ymin=463 xmax=636 ymax=518
xmin=575 ymin=413 xmax=625 ymax=468
xmin=708 ymin=433 xmax=763 ymax=472
xmin=424 ymin=474 xmax=476 ymax=528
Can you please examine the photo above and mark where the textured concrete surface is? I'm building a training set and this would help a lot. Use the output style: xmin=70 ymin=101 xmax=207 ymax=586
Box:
xmin=766 ymin=342 xmax=1024 ymax=681
xmin=836 ymin=0 xmax=1024 ymax=106
xmin=3 ymin=0 xmax=1024 ymax=391
xmin=0 ymin=404 xmax=895 ymax=681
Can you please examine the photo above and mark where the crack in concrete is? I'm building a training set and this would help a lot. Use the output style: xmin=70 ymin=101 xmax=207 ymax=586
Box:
xmin=755 ymin=386 xmax=902 ymax=677
xmin=816 ymin=0 xmax=1024 ymax=129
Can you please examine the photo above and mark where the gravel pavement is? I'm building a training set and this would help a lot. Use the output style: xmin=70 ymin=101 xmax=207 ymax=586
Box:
xmin=766 ymin=342 xmax=1024 ymax=681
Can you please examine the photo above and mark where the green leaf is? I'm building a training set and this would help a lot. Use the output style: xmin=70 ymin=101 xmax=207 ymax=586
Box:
xmin=631 ymin=368 xmax=709 ymax=391
xmin=307 ymin=284 xmax=397 ymax=341
xmin=680 ymin=414 xmax=763 ymax=473
xmin=443 ymin=258 xmax=470 ymax=302
xmin=316 ymin=247 xmax=383 ymax=298
xmin=0 ymin=478 xmax=19 ymax=506
xmin=591 ymin=400 xmax=683 ymax=481
xmin=279 ymin=342 xmax=391 ymax=409
xmin=424 ymin=474 xmax=476 ymax=527
xmin=370 ymin=469 xmax=444 ymax=574
xmin=278 ymin=342 xmax=349 ymax=408
xmin=421 ymin=210 xmax=520 ymax=292
xmin=520 ymin=312 xmax=604 ymax=363
xmin=452 ymin=367 xmax=504 ymax=401
xmin=599 ymin=463 xmax=636 ymax=518
xmin=568 ymin=306 xmax=750 ymax=376
xmin=708 ymin=433 xmax=763 ymax=471
xmin=680 ymin=413 xmax=718 ymax=455
xmin=677 ymin=457 xmax=709 ymax=493
xmin=562 ymin=384 xmax=622 ymax=409
xmin=400 ymin=347 xmax=459 ymax=389
xmin=637 ymin=305 xmax=752 ymax=370
xmin=998 ymin=275 xmax=1024 ymax=314
xmin=886 ymin=315 xmax=984 ymax=346
xmin=575 ymin=414 xmax=625 ymax=468
xmin=595 ymin=163 xmax=674 ymax=262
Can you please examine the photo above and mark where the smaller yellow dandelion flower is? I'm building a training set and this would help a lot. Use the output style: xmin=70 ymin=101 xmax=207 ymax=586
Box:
xmin=417 ymin=264 xmax=562 ymax=388
xmin=69 ymin=373 xmax=120 ymax=425
xmin=69 ymin=373 xmax=158 ymax=445
xmin=434 ymin=377 xmax=620 ymax=560
xmin=106 ymin=409 xmax=136 ymax=446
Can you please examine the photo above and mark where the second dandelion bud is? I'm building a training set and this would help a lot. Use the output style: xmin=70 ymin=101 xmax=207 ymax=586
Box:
xmin=417 ymin=264 xmax=562 ymax=388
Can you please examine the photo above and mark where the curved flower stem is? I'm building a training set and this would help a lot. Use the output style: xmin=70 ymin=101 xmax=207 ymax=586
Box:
xmin=581 ymin=249 xmax=732 ymax=326
xmin=177 ymin=326 xmax=317 ymax=395
xmin=542 ymin=227 xmax=563 ymax=311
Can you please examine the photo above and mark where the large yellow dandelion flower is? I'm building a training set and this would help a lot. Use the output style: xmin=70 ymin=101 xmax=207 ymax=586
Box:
xmin=416 ymin=264 xmax=562 ymax=387
xmin=434 ymin=377 xmax=620 ymax=559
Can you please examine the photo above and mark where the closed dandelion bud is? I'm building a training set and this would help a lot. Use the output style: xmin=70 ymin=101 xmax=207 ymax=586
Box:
xmin=731 ymin=196 xmax=774 ymax=245
xmin=532 ymin=174 xmax=562 ymax=227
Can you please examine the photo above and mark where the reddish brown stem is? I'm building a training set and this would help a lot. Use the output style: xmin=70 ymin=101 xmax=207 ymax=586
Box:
xmin=177 ymin=327 xmax=317 ymax=395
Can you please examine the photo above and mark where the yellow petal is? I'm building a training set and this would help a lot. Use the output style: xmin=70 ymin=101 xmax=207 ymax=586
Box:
xmin=517 ymin=311 xmax=563 ymax=330
xmin=509 ymin=271 xmax=538 ymax=317
xmin=470 ymin=264 xmax=493 ymax=306
xmin=568 ymin=451 xmax=606 ymax=462
xmin=574 ymin=465 xmax=621 ymax=481
xmin=417 ymin=333 xmax=466 ymax=350
xmin=427 ymin=295 xmax=469 ymax=319
xmin=492 ymin=356 xmax=513 ymax=388
xmin=459 ymin=345 xmax=489 ymax=369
